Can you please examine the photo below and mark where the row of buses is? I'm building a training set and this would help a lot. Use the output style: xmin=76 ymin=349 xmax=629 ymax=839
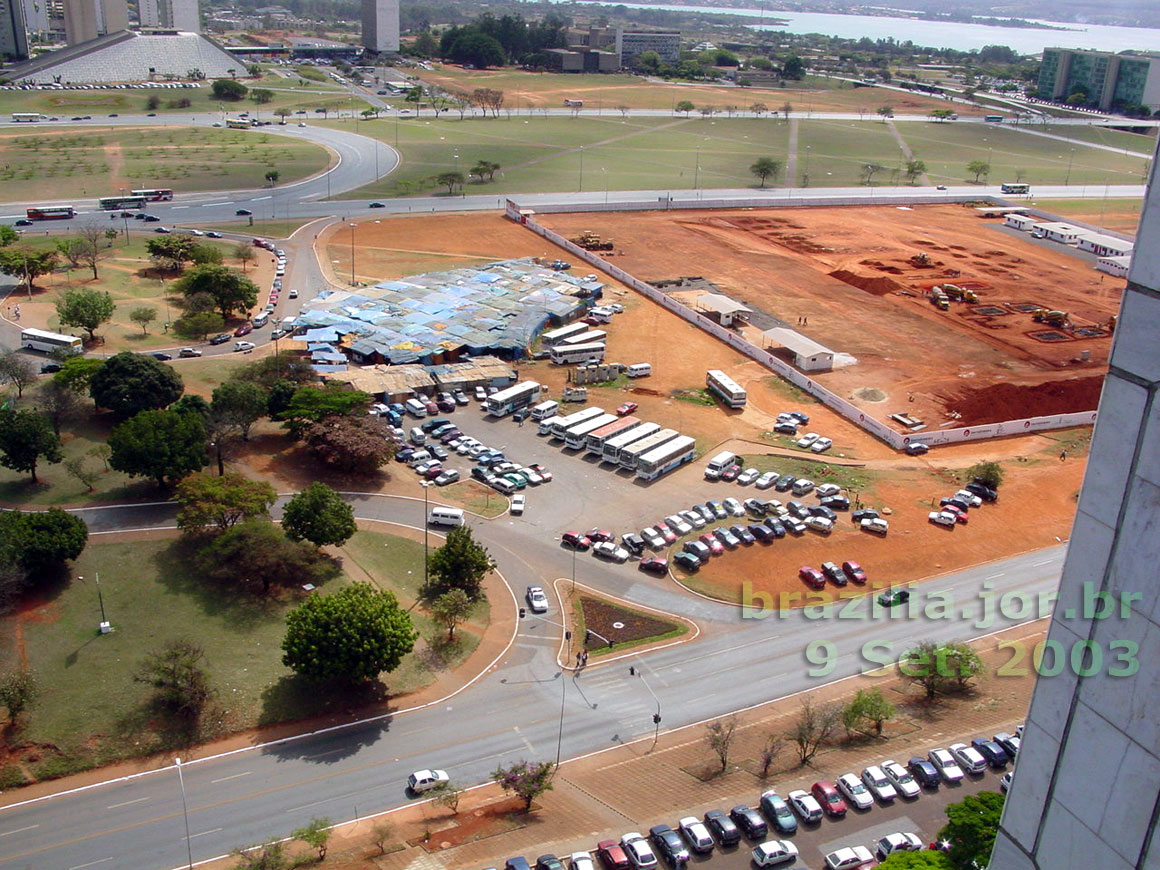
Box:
xmin=24 ymin=189 xmax=174 ymax=220
xmin=541 ymin=405 xmax=694 ymax=481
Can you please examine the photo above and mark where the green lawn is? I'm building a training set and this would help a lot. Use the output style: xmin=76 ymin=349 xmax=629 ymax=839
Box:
xmin=1035 ymin=124 xmax=1158 ymax=155
xmin=796 ymin=119 xmax=909 ymax=187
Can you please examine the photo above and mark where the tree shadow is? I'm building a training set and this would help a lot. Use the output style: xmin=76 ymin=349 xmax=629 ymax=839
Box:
xmin=111 ymin=695 xmax=225 ymax=754
xmin=258 ymin=677 xmax=393 ymax=761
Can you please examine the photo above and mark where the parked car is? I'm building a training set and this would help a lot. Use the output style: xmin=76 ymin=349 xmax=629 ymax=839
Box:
xmin=682 ymin=540 xmax=711 ymax=563
xmin=537 ymin=855 xmax=565 ymax=870
xmin=821 ymin=494 xmax=850 ymax=510
xmin=862 ymin=765 xmax=898 ymax=802
xmin=811 ymin=781 xmax=847 ymax=818
xmin=796 ymin=432 xmax=819 ymax=448
xmin=805 ymin=516 xmax=833 ymax=535
xmin=788 ymin=410 xmax=810 ymax=424
xmin=587 ymin=528 xmax=615 ymax=543
xmin=786 ymin=789 xmax=823 ymax=824
xmin=640 ymin=528 xmax=666 ymax=549
xmin=525 ymin=586 xmax=549 ymax=613
xmin=732 ymin=524 xmax=755 ymax=545
xmin=822 ymin=562 xmax=849 ymax=587
xmin=702 ymin=809 xmax=740 ymax=846
xmin=510 ymin=493 xmax=525 ymax=514
xmin=881 ymin=760 xmax=921 ymax=799
xmin=756 ymin=471 xmax=778 ymax=489
xmin=759 ymin=791 xmax=797 ymax=835
xmin=562 ymin=531 xmax=591 ymax=551
xmin=1000 ymin=770 xmax=1013 ymax=793
xmin=748 ymin=523 xmax=772 ymax=542
xmin=824 ymin=846 xmax=876 ymax=870
xmin=811 ymin=437 xmax=833 ymax=453
xmin=593 ymin=541 xmax=631 ymax=563
xmin=40 ymin=362 xmax=63 ymax=374
xmin=842 ymin=561 xmax=867 ymax=583
xmin=928 ymin=511 xmax=957 ymax=528
xmin=665 ymin=515 xmax=693 ymax=536
xmin=852 ymin=508 xmax=880 ymax=522
xmin=970 ymin=737 xmax=1010 ymax=768
xmin=905 ymin=441 xmax=929 ymax=455
xmin=737 ymin=468 xmax=760 ymax=485
xmin=597 ymin=840 xmax=631 ymax=870
xmin=699 ymin=533 xmax=725 ymax=555
xmin=875 ymin=833 xmax=923 ymax=861
xmin=639 ymin=557 xmax=668 ymax=574
xmin=621 ymin=533 xmax=645 ymax=555
xmin=677 ymin=817 xmax=714 ymax=854
xmin=908 ymin=757 xmax=941 ymax=789
xmin=719 ymin=464 xmax=741 ymax=482
xmin=751 ymin=841 xmax=798 ymax=868
xmin=993 ymin=732 xmax=1021 ymax=759
xmin=434 ymin=469 xmax=460 ymax=486
xmin=620 ymin=833 xmax=657 ymax=870
xmin=949 ymin=742 xmax=988 ymax=774
xmin=722 ymin=498 xmax=745 ymax=517
xmin=836 ymin=773 xmax=874 ymax=811
xmin=648 ymin=825 xmax=689 ymax=868
xmin=799 ymin=566 xmax=825 ymax=589
xmin=928 ymin=748 xmax=965 ymax=783
xmin=773 ymin=421 xmax=798 ymax=435
xmin=728 ymin=805 xmax=767 ymax=840
xmin=406 ymin=769 xmax=449 ymax=794
xmin=616 ymin=402 xmax=638 ymax=417
xmin=673 ymin=552 xmax=701 ymax=573
xmin=773 ymin=474 xmax=795 ymax=492
xmin=815 ymin=483 xmax=842 ymax=498
xmin=679 ymin=509 xmax=705 ymax=529
xmin=965 ymin=481 xmax=998 ymax=502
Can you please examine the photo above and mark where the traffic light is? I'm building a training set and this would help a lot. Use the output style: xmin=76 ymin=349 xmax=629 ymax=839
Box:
xmin=585 ymin=629 xmax=593 ymax=644
xmin=519 ymin=607 xmax=526 ymax=619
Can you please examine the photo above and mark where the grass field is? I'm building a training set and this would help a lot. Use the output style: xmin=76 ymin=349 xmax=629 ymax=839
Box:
xmin=1034 ymin=196 xmax=1144 ymax=235
xmin=1036 ymin=124 xmax=1158 ymax=155
xmin=796 ymin=119 xmax=908 ymax=187
xmin=0 ymin=125 xmax=329 ymax=200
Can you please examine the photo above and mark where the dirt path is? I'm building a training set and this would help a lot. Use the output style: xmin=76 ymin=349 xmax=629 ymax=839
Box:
xmin=886 ymin=119 xmax=931 ymax=185
xmin=786 ymin=117 xmax=799 ymax=186
xmin=101 ymin=140 xmax=128 ymax=191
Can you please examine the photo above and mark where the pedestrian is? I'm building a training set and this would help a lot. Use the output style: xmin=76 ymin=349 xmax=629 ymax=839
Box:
xmin=1060 ymin=449 xmax=1068 ymax=462
xmin=581 ymin=649 xmax=588 ymax=667
xmin=576 ymin=651 xmax=583 ymax=668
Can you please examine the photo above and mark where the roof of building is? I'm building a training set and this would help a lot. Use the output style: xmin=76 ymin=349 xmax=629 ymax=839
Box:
xmin=763 ymin=327 xmax=835 ymax=358
xmin=8 ymin=31 xmax=243 ymax=83
xmin=1097 ymin=255 xmax=1133 ymax=265
xmin=1080 ymin=232 xmax=1134 ymax=251
xmin=697 ymin=293 xmax=751 ymax=316
xmin=321 ymin=355 xmax=515 ymax=394
xmin=1033 ymin=221 xmax=1086 ymax=233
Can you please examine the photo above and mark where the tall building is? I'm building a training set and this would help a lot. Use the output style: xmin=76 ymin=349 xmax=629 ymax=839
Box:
xmin=62 ymin=0 xmax=126 ymax=44
xmin=614 ymin=28 xmax=680 ymax=67
xmin=139 ymin=0 xmax=199 ymax=32
xmin=1038 ymin=47 xmax=1160 ymax=112
xmin=991 ymin=139 xmax=1160 ymax=869
xmin=0 ymin=0 xmax=29 ymax=58
xmin=361 ymin=0 xmax=397 ymax=53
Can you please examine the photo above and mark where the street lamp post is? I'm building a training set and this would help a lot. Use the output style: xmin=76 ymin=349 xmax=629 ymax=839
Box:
xmin=571 ymin=545 xmax=577 ymax=593
xmin=579 ymin=146 xmax=584 ymax=192
xmin=635 ymin=666 xmax=662 ymax=751
xmin=1065 ymin=147 xmax=1075 ymax=186
xmin=349 ymin=223 xmax=356 ymax=285
xmin=175 ymin=758 xmax=194 ymax=870
xmin=555 ymin=671 xmax=567 ymax=768
xmin=422 ymin=481 xmax=432 ymax=590
xmin=602 ymin=167 xmax=609 ymax=205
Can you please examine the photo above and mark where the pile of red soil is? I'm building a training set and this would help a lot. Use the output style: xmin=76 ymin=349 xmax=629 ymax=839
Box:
xmin=828 ymin=269 xmax=904 ymax=296
xmin=939 ymin=376 xmax=1104 ymax=425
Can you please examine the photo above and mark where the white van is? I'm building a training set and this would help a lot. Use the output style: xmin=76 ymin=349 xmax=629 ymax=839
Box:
xmin=409 ymin=427 xmax=426 ymax=445
xmin=252 ymin=312 xmax=269 ymax=328
xmin=531 ymin=400 xmax=558 ymax=421
xmin=428 ymin=507 xmax=465 ymax=527
xmin=704 ymin=450 xmax=738 ymax=480
xmin=407 ymin=449 xmax=431 ymax=467
xmin=627 ymin=363 xmax=653 ymax=378
xmin=404 ymin=398 xmax=427 ymax=418
xmin=490 ymin=476 xmax=516 ymax=495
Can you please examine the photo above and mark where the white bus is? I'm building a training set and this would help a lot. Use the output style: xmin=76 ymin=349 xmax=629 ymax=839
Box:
xmin=540 ymin=322 xmax=590 ymax=346
xmin=485 ymin=380 xmax=542 ymax=417
xmin=560 ymin=329 xmax=607 ymax=346
xmin=706 ymin=369 xmax=747 ymax=408
xmin=563 ymin=413 xmax=617 ymax=449
xmin=602 ymin=421 xmax=660 ymax=463
xmin=584 ymin=416 xmax=643 ymax=456
xmin=636 ymin=434 xmax=697 ymax=480
xmin=12 ymin=113 xmax=44 ymax=122
xmin=619 ymin=428 xmax=678 ymax=469
xmin=20 ymin=328 xmax=83 ymax=354
xmin=546 ymin=406 xmax=605 ymax=439
xmin=550 ymin=342 xmax=605 ymax=365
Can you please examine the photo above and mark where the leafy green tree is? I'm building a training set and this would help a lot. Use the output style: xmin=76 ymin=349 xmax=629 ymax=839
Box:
xmin=134 ymin=639 xmax=213 ymax=720
xmin=861 ymin=163 xmax=887 ymax=185
xmin=841 ymin=687 xmax=896 ymax=736
xmin=429 ymin=588 xmax=475 ymax=640
xmin=905 ymin=159 xmax=926 ymax=183
xmin=0 ymin=409 xmax=63 ymax=483
xmin=0 ymin=247 xmax=58 ymax=293
xmin=877 ymin=105 xmax=895 ymax=120
xmin=291 ymin=818 xmax=332 ymax=861
xmin=939 ymin=791 xmax=1005 ymax=870
xmin=129 ymin=305 xmax=158 ymax=334
xmin=423 ymin=525 xmax=495 ymax=604
xmin=264 ymin=169 xmax=280 ymax=186
xmin=90 ymin=351 xmax=184 ymax=417
xmin=0 ymin=225 xmax=18 ymax=246
xmin=199 ymin=519 xmax=339 ymax=594
xmin=967 ymin=159 xmax=991 ymax=183
xmin=211 ymin=78 xmax=248 ymax=100
xmin=53 ymin=355 xmax=104 ymax=394
xmin=250 ymin=88 xmax=274 ymax=104
xmin=448 ymin=32 xmax=506 ymax=68
xmin=55 ymin=288 xmax=115 ymax=342
xmin=41 ymin=379 xmax=84 ymax=436
xmin=750 ymin=157 xmax=783 ymax=187
xmin=304 ymin=415 xmax=395 ymax=473
xmin=282 ymin=482 xmax=356 ymax=548
xmin=877 ymin=851 xmax=953 ymax=869
xmin=278 ymin=384 xmax=370 ymax=435
xmin=146 ymin=235 xmax=198 ymax=271
xmin=966 ymin=460 xmax=1003 ymax=490
xmin=491 ymin=760 xmax=555 ymax=811
xmin=237 ymin=355 xmax=316 ymax=389
xmin=231 ymin=842 xmax=287 ymax=870
xmin=436 ymin=171 xmax=465 ymax=194
xmin=281 ymin=582 xmax=418 ymax=683
xmin=174 ymin=265 xmax=259 ymax=321
xmin=0 ymin=670 xmax=39 ymax=725
xmin=174 ymin=310 xmax=225 ymax=341
xmin=0 ymin=507 xmax=88 ymax=571
xmin=471 ymin=160 xmax=501 ymax=182
xmin=0 ymin=349 xmax=36 ymax=398
xmin=233 ymin=243 xmax=255 ymax=272
xmin=108 ymin=409 xmax=207 ymax=487
xmin=675 ymin=100 xmax=695 ymax=115
xmin=899 ymin=640 xmax=984 ymax=698
xmin=781 ymin=54 xmax=805 ymax=79
xmin=212 ymin=380 xmax=267 ymax=441
xmin=176 ymin=473 xmax=276 ymax=534
xmin=780 ymin=102 xmax=793 ymax=119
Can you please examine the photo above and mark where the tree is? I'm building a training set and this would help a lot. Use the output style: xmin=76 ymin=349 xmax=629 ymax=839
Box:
xmin=675 ymin=100 xmax=695 ymax=115
xmin=899 ymin=640 xmax=983 ymax=699
xmin=877 ymin=105 xmax=895 ymax=120
xmin=174 ymin=265 xmax=259 ymax=321
xmin=53 ymin=355 xmax=104 ymax=395
xmin=0 ymin=508 xmax=88 ymax=571
xmin=109 ymin=409 xmax=207 ymax=487
xmin=471 ymin=160 xmax=501 ymax=182
xmin=750 ymin=157 xmax=783 ymax=188
xmin=281 ymin=582 xmax=418 ymax=683
xmin=199 ymin=519 xmax=339 ymax=594
xmin=146 ymin=235 xmax=198 ymax=271
xmin=233 ymin=243 xmax=256 ymax=272
xmin=264 ymin=169 xmax=280 ymax=186
xmin=250 ymin=88 xmax=274 ymax=105
xmin=436 ymin=171 xmax=465 ymax=194
xmin=37 ymin=382 xmax=82 ymax=438
xmin=0 ymin=247 xmax=58 ymax=293
xmin=429 ymin=588 xmax=475 ymax=640
xmin=370 ymin=821 xmax=395 ymax=856
xmin=841 ymin=687 xmax=896 ymax=737
xmin=787 ymin=697 xmax=840 ymax=765
xmin=704 ymin=715 xmax=738 ymax=771
xmin=135 ymin=639 xmax=213 ymax=720
xmin=967 ymin=159 xmax=991 ymax=183
xmin=433 ymin=782 xmax=464 ymax=813
xmin=0 ymin=225 xmax=18 ymax=246
xmin=292 ymin=818 xmax=332 ymax=861
xmin=212 ymin=380 xmax=267 ymax=441
xmin=55 ymin=288 xmax=115 ymax=342
xmin=63 ymin=456 xmax=99 ymax=492
xmin=304 ymin=415 xmax=394 ymax=473
xmin=448 ymin=32 xmax=506 ymax=69
xmin=175 ymin=310 xmax=224 ymax=341
xmin=929 ymin=109 xmax=955 ymax=122
xmin=861 ymin=163 xmax=887 ymax=185
xmin=966 ymin=460 xmax=1003 ymax=490
xmin=877 ymin=852 xmax=952 ymax=869
xmin=616 ymin=105 xmax=630 ymax=117
xmin=75 ymin=223 xmax=110 ymax=280
xmin=905 ymin=159 xmax=926 ymax=184
xmin=0 ymin=349 xmax=37 ymax=398
xmin=780 ymin=101 xmax=793 ymax=119
xmin=750 ymin=102 xmax=768 ymax=116
xmin=237 ymin=354 xmax=317 ymax=389
xmin=0 ymin=409 xmax=63 ymax=483
xmin=491 ymin=760 xmax=554 ymax=811
xmin=939 ymin=791 xmax=1004 ymax=870
xmin=635 ymin=50 xmax=661 ymax=74
xmin=470 ymin=88 xmax=504 ymax=118
xmin=781 ymin=54 xmax=805 ymax=79
xmin=0 ymin=670 xmax=38 ymax=724
xmin=423 ymin=525 xmax=495 ymax=604
xmin=129 ymin=305 xmax=158 ymax=335
xmin=176 ymin=473 xmax=276 ymax=534
xmin=278 ymin=385 xmax=371 ymax=435
xmin=282 ymin=482 xmax=356 ymax=548
xmin=231 ymin=842 xmax=287 ymax=870
xmin=211 ymin=78 xmax=248 ymax=101
xmin=90 ymin=351 xmax=184 ymax=417
xmin=758 ymin=733 xmax=784 ymax=778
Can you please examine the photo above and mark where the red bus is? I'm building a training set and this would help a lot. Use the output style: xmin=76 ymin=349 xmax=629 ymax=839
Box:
xmin=26 ymin=206 xmax=76 ymax=220
xmin=131 ymin=188 xmax=174 ymax=201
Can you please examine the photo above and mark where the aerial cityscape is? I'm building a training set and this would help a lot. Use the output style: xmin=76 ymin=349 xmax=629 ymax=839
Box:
xmin=0 ymin=0 xmax=1157 ymax=868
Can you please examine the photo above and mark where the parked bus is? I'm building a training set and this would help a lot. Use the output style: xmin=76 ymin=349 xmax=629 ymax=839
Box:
xmin=636 ymin=435 xmax=697 ymax=481
xmin=563 ymin=413 xmax=617 ymax=450
xmin=131 ymin=188 xmax=174 ymax=201
xmin=98 ymin=195 xmax=147 ymax=211
xmin=706 ymin=369 xmax=747 ymax=408
xmin=540 ymin=322 xmax=589 ymax=346
xmin=584 ymin=417 xmax=643 ymax=456
xmin=602 ymin=422 xmax=660 ymax=464
xmin=550 ymin=342 xmax=605 ymax=365
xmin=21 ymin=328 xmax=82 ymax=354
xmin=618 ymin=428 xmax=678 ymax=470
xmin=983 ymin=114 xmax=1004 ymax=123
xmin=26 ymin=206 xmax=76 ymax=220
xmin=531 ymin=400 xmax=558 ymax=421
xmin=560 ymin=329 xmax=607 ymax=346
xmin=1000 ymin=183 xmax=1030 ymax=195
xmin=545 ymin=406 xmax=604 ymax=439
xmin=485 ymin=380 xmax=542 ymax=417
xmin=12 ymin=113 xmax=44 ymax=122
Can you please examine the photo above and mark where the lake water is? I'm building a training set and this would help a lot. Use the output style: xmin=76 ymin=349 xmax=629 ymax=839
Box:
xmin=550 ymin=0 xmax=1160 ymax=53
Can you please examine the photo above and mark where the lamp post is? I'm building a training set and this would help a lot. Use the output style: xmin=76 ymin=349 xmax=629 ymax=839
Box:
xmin=175 ymin=758 xmax=194 ymax=870
xmin=602 ymin=167 xmax=609 ymax=205
xmin=422 ymin=481 xmax=432 ymax=590
xmin=579 ymin=146 xmax=584 ymax=192
xmin=571 ymin=545 xmax=577 ymax=593
xmin=1065 ymin=147 xmax=1075 ymax=186
xmin=349 ymin=223 xmax=356 ymax=285
xmin=555 ymin=671 xmax=567 ymax=768
xmin=694 ymin=146 xmax=701 ymax=190
xmin=635 ymin=666 xmax=662 ymax=751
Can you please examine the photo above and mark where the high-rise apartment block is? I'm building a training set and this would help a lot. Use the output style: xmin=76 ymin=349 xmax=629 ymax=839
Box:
xmin=139 ymin=0 xmax=199 ymax=32
xmin=361 ymin=0 xmax=398 ymax=53
xmin=1038 ymin=48 xmax=1160 ymax=112
xmin=1 ymin=0 xmax=29 ymax=58
xmin=62 ymin=0 xmax=127 ymax=44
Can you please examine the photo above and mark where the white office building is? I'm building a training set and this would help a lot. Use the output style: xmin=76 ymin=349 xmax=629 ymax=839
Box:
xmin=361 ymin=0 xmax=397 ymax=53
xmin=139 ymin=0 xmax=199 ymax=32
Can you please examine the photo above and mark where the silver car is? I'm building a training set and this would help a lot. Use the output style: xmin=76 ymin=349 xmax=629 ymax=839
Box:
xmin=836 ymin=773 xmax=874 ymax=811
xmin=882 ymin=759 xmax=921 ymax=799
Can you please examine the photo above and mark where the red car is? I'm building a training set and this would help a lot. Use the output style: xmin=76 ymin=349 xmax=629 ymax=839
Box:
xmin=528 ymin=463 xmax=553 ymax=482
xmin=720 ymin=464 xmax=742 ymax=482
xmin=562 ymin=531 xmax=591 ymax=551
xmin=842 ymin=560 xmax=867 ymax=583
xmin=654 ymin=524 xmax=677 ymax=544
xmin=616 ymin=402 xmax=639 ymax=417
xmin=639 ymin=557 xmax=669 ymax=574
xmin=811 ymin=781 xmax=848 ymax=818
xmin=799 ymin=566 xmax=825 ymax=589
xmin=698 ymin=533 xmax=724 ymax=555
xmin=422 ymin=465 xmax=444 ymax=480
xmin=587 ymin=528 xmax=614 ymax=543
xmin=234 ymin=323 xmax=254 ymax=337
xmin=597 ymin=840 xmax=630 ymax=870
xmin=942 ymin=504 xmax=969 ymax=524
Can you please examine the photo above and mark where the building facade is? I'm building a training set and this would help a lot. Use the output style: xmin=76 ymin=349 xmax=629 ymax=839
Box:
xmin=614 ymin=27 xmax=680 ymax=66
xmin=0 ymin=0 xmax=28 ymax=58
xmin=139 ymin=0 xmax=200 ymax=32
xmin=62 ymin=0 xmax=127 ymax=44
xmin=991 ymin=141 xmax=1160 ymax=868
xmin=1038 ymin=47 xmax=1160 ymax=111
xmin=361 ymin=0 xmax=397 ymax=53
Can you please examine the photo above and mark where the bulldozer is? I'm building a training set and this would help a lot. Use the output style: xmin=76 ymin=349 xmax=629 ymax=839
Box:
xmin=1032 ymin=309 xmax=1070 ymax=329
xmin=909 ymin=252 xmax=933 ymax=268
xmin=571 ymin=231 xmax=615 ymax=251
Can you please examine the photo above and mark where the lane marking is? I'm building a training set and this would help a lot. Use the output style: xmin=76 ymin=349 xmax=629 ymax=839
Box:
xmin=0 ymin=824 xmax=39 ymax=837
xmin=210 ymin=772 xmax=252 ymax=784
xmin=189 ymin=828 xmax=222 ymax=839
xmin=107 ymin=797 xmax=149 ymax=809
xmin=68 ymin=858 xmax=114 ymax=869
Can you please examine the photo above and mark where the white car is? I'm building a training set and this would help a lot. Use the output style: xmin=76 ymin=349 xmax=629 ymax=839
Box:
xmin=786 ymin=789 xmax=823 ymax=824
xmin=751 ymin=840 xmax=798 ymax=867
xmin=882 ymin=759 xmax=921 ymax=799
xmin=234 ymin=340 xmax=255 ymax=351
xmin=815 ymin=483 xmax=841 ymax=498
xmin=664 ymin=515 xmax=693 ymax=535
xmin=805 ymin=516 xmax=833 ymax=534
xmin=825 ymin=846 xmax=876 ymax=870
xmin=796 ymin=432 xmax=819 ymax=448
xmin=928 ymin=511 xmax=957 ymax=527
xmin=593 ymin=541 xmax=630 ymax=563
xmin=288 ymin=288 xmax=299 ymax=298
xmin=811 ymin=437 xmax=833 ymax=453
xmin=875 ymin=832 xmax=923 ymax=860
xmin=407 ymin=769 xmax=449 ymax=793
xmin=722 ymin=497 xmax=745 ymax=517
xmin=955 ymin=489 xmax=983 ymax=507
xmin=949 ymin=742 xmax=988 ymax=774
xmin=510 ymin=494 xmax=525 ymax=515
xmin=525 ymin=585 xmax=549 ymax=613
xmin=929 ymin=747 xmax=965 ymax=783
xmin=861 ymin=765 xmax=898 ymax=802
xmin=679 ymin=509 xmax=706 ymax=529
xmin=640 ymin=528 xmax=666 ymax=550
xmin=860 ymin=517 xmax=889 ymax=535
xmin=620 ymin=833 xmax=657 ymax=869
xmin=737 ymin=468 xmax=760 ymax=485
xmin=1000 ymin=770 xmax=1013 ymax=793
xmin=835 ymin=773 xmax=874 ymax=811
xmin=178 ymin=347 xmax=202 ymax=357
xmin=570 ymin=852 xmax=595 ymax=870
xmin=188 ymin=228 xmax=205 ymax=236
xmin=677 ymin=817 xmax=714 ymax=854
xmin=755 ymin=471 xmax=778 ymax=489
xmin=474 ymin=386 xmax=487 ymax=401
xmin=518 ymin=467 xmax=543 ymax=485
